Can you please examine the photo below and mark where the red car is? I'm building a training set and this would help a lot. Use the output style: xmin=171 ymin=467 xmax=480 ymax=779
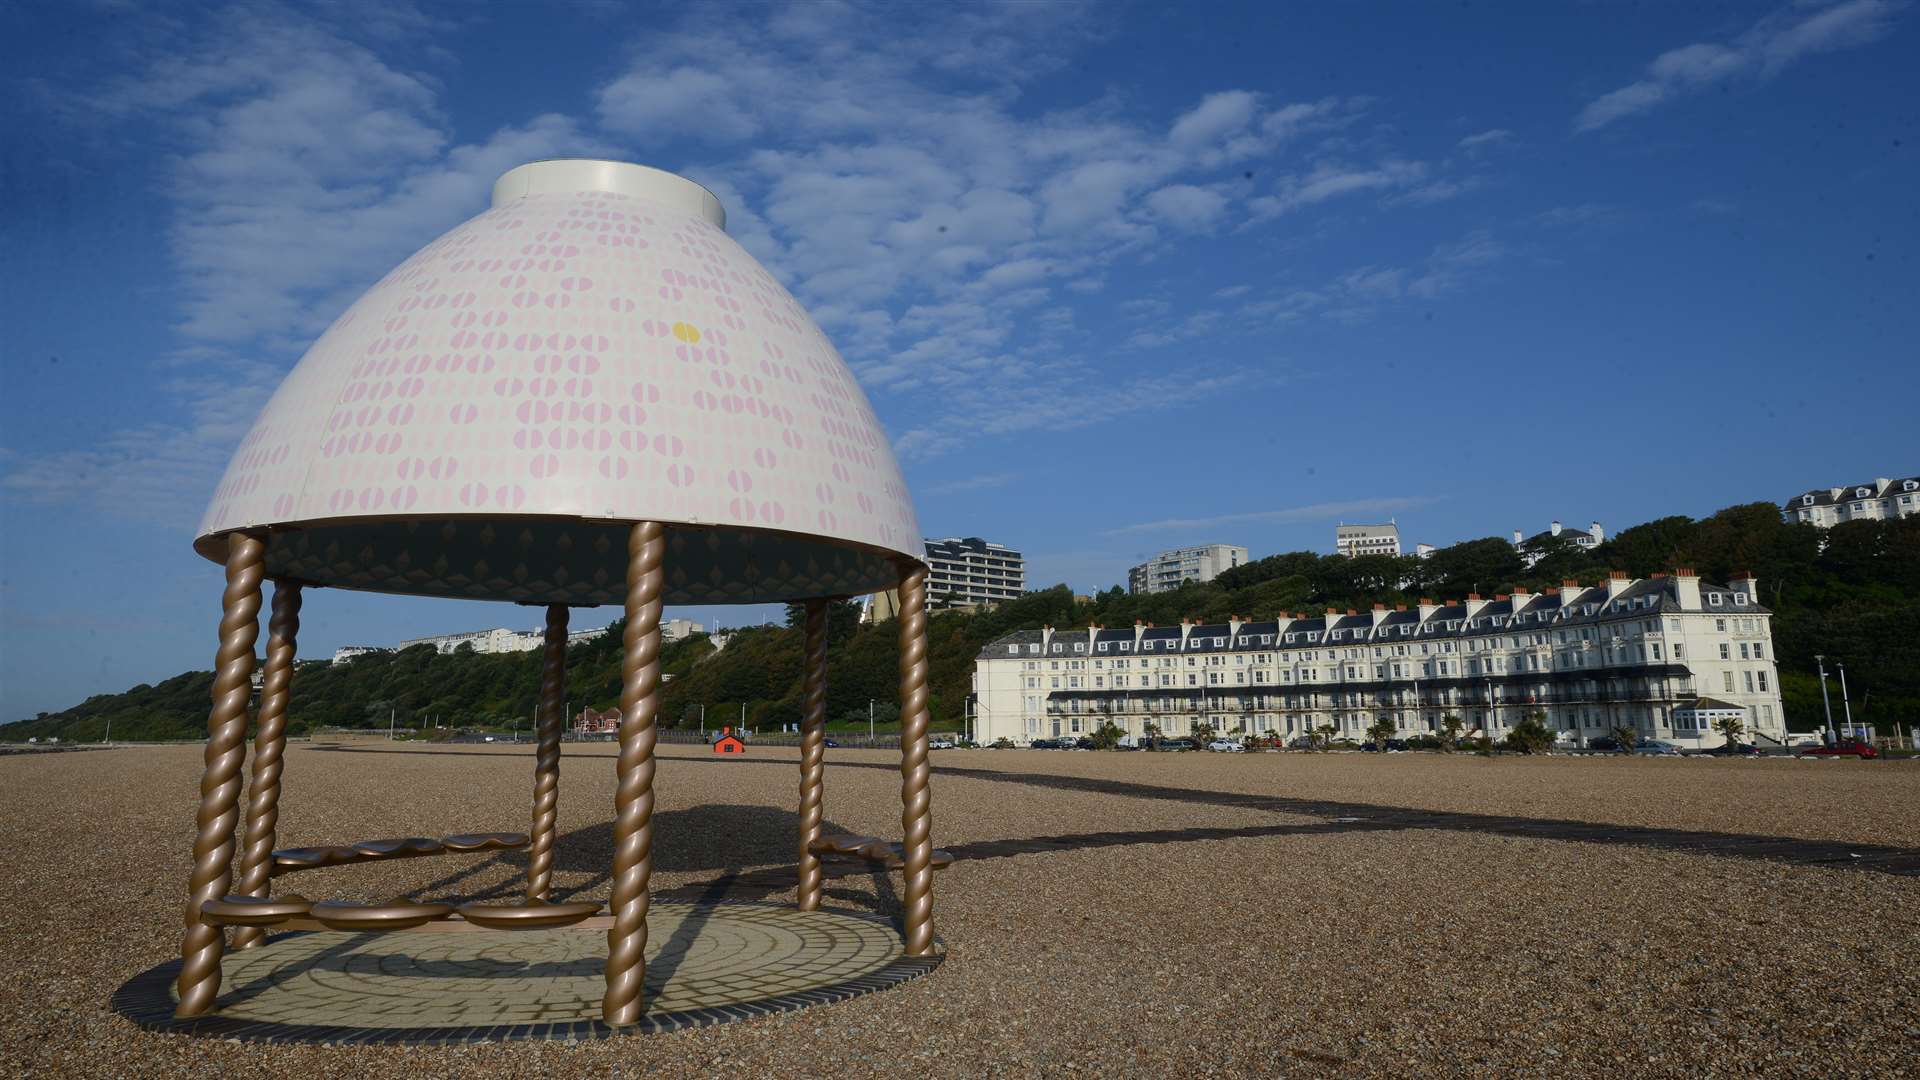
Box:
xmin=1798 ymin=739 xmax=1880 ymax=760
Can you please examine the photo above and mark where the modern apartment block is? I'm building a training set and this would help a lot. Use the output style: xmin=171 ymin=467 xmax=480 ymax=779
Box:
xmin=973 ymin=569 xmax=1784 ymax=750
xmin=1128 ymin=544 xmax=1249 ymax=594
xmin=1335 ymin=522 xmax=1401 ymax=558
xmin=1783 ymin=475 xmax=1920 ymax=527
xmin=1513 ymin=520 xmax=1605 ymax=566
xmin=924 ymin=536 xmax=1026 ymax=609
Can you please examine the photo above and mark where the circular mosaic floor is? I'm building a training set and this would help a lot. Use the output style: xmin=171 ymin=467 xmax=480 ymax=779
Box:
xmin=114 ymin=901 xmax=942 ymax=1042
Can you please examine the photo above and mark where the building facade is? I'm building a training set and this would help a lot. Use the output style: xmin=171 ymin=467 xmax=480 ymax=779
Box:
xmin=973 ymin=570 xmax=1784 ymax=750
xmin=924 ymin=536 xmax=1026 ymax=609
xmin=334 ymin=618 xmax=700 ymax=664
xmin=1334 ymin=522 xmax=1401 ymax=558
xmin=1783 ymin=475 xmax=1920 ymax=527
xmin=1128 ymin=544 xmax=1249 ymax=594
xmin=1513 ymin=520 xmax=1605 ymax=566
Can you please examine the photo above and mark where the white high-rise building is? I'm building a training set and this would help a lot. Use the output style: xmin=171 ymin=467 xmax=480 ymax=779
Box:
xmin=1128 ymin=544 xmax=1248 ymax=594
xmin=972 ymin=569 xmax=1784 ymax=750
xmin=1335 ymin=522 xmax=1401 ymax=558
xmin=1783 ymin=475 xmax=1920 ymax=527
xmin=923 ymin=536 xmax=1026 ymax=609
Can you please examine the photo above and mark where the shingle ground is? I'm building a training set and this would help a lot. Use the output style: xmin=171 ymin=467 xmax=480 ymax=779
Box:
xmin=2 ymin=742 xmax=1916 ymax=1078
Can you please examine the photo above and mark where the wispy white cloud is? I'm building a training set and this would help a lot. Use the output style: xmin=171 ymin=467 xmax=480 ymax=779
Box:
xmin=4 ymin=6 xmax=597 ymax=523
xmin=1576 ymin=0 xmax=1902 ymax=131
xmin=1248 ymin=158 xmax=1429 ymax=220
xmin=1532 ymin=203 xmax=1621 ymax=227
xmin=1106 ymin=496 xmax=1442 ymax=536
xmin=923 ymin=472 xmax=1020 ymax=496
xmin=1456 ymin=128 xmax=1514 ymax=151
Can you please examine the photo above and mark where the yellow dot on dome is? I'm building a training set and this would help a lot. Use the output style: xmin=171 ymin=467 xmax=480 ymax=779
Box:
xmin=672 ymin=322 xmax=702 ymax=343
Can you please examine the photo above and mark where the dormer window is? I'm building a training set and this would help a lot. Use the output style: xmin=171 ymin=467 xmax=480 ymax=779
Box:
xmin=1073 ymin=643 xmax=1085 ymax=653
xmin=1214 ymin=637 xmax=1226 ymax=646
xmin=1051 ymin=644 xmax=1063 ymax=653
xmin=1709 ymin=594 xmax=1722 ymax=606
xmin=1734 ymin=592 xmax=1748 ymax=605
xmin=1007 ymin=645 xmax=1019 ymax=655
xmin=1119 ymin=643 xmax=1130 ymax=652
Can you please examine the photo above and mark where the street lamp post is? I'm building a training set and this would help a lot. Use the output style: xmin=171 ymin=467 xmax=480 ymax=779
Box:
xmin=1815 ymin=654 xmax=1836 ymax=740
xmin=1837 ymin=661 xmax=1856 ymax=741
xmin=868 ymin=699 xmax=875 ymax=743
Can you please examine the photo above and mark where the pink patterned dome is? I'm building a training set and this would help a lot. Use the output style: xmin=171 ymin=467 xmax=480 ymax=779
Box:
xmin=194 ymin=160 xmax=921 ymax=605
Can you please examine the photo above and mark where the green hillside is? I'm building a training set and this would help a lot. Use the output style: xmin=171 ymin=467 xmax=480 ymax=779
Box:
xmin=6 ymin=502 xmax=1916 ymax=742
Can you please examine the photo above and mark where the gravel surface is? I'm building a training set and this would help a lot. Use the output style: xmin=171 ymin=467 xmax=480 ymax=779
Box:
xmin=2 ymin=743 xmax=1915 ymax=1078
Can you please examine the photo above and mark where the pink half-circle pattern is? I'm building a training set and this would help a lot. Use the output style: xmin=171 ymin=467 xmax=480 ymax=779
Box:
xmin=196 ymin=182 xmax=921 ymax=561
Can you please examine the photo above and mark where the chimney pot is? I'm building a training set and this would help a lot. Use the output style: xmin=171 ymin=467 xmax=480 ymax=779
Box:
xmin=1562 ymin=579 xmax=1579 ymax=588
xmin=1373 ymin=603 xmax=1386 ymax=610
xmin=1609 ymin=570 xmax=1627 ymax=580
xmin=1467 ymin=592 xmax=1481 ymax=601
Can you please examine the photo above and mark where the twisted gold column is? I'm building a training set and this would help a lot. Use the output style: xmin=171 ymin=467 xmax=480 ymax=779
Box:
xmin=526 ymin=603 xmax=569 ymax=902
xmin=896 ymin=563 xmax=936 ymax=956
xmin=175 ymin=532 xmax=265 ymax=1017
xmin=232 ymin=580 xmax=301 ymax=950
xmin=796 ymin=598 xmax=829 ymax=911
xmin=603 ymin=520 xmax=664 ymax=1026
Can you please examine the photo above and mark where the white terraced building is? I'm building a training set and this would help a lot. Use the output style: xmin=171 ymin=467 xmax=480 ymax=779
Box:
xmin=333 ymin=618 xmax=703 ymax=664
xmin=972 ymin=569 xmax=1784 ymax=750
xmin=1782 ymin=475 xmax=1920 ymax=527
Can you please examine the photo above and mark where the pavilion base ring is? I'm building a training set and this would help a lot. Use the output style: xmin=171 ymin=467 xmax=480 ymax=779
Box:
xmin=113 ymin=901 xmax=943 ymax=1043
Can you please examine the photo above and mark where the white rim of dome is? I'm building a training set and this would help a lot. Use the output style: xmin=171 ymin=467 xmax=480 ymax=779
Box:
xmin=490 ymin=159 xmax=726 ymax=230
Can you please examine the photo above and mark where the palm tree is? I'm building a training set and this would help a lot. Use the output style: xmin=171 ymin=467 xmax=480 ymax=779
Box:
xmin=1713 ymin=714 xmax=1745 ymax=749
xmin=1608 ymin=723 xmax=1638 ymax=753
xmin=1365 ymin=716 xmax=1396 ymax=749
xmin=1313 ymin=722 xmax=1339 ymax=751
xmin=1439 ymin=713 xmax=1464 ymax=752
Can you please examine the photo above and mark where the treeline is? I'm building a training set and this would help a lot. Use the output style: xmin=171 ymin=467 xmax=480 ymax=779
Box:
xmin=6 ymin=501 xmax=1916 ymax=741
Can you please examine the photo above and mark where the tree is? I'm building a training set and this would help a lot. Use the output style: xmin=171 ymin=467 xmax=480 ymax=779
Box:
xmin=1502 ymin=710 xmax=1555 ymax=754
xmin=1314 ymin=722 xmax=1339 ymax=751
xmin=1190 ymin=719 xmax=1218 ymax=747
xmin=1713 ymin=714 xmax=1745 ymax=748
xmin=1085 ymin=719 xmax=1125 ymax=750
xmin=1439 ymin=713 xmax=1464 ymax=752
xmin=1365 ymin=716 xmax=1397 ymax=748
xmin=1608 ymin=723 xmax=1639 ymax=753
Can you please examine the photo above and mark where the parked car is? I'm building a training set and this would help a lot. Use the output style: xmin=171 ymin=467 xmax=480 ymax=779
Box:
xmin=1799 ymin=739 xmax=1880 ymax=760
xmin=1361 ymin=739 xmax=1411 ymax=752
xmin=1207 ymin=739 xmax=1245 ymax=752
xmin=1633 ymin=739 xmax=1683 ymax=756
xmin=1286 ymin=735 xmax=1317 ymax=750
xmin=1586 ymin=736 xmax=1623 ymax=752
xmin=1701 ymin=741 xmax=1760 ymax=756
xmin=823 ymin=738 xmax=840 ymax=748
xmin=928 ymin=736 xmax=956 ymax=750
xmin=1029 ymin=738 xmax=1060 ymax=749
xmin=1154 ymin=737 xmax=1197 ymax=752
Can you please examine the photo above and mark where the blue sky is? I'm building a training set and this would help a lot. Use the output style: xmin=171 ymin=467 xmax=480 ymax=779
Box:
xmin=2 ymin=0 xmax=1914 ymax=720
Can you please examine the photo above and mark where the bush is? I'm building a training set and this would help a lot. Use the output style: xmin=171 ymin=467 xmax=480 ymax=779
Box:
xmin=1084 ymin=719 xmax=1125 ymax=750
xmin=1502 ymin=711 xmax=1556 ymax=754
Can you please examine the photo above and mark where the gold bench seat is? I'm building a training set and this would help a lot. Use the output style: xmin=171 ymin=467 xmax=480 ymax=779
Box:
xmin=309 ymin=900 xmax=456 ymax=931
xmin=454 ymin=901 xmax=603 ymax=929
